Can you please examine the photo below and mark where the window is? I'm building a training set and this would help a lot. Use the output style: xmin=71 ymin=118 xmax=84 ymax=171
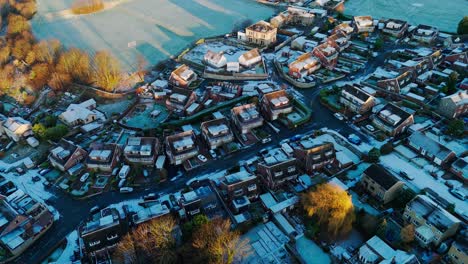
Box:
xmin=234 ymin=189 xmax=244 ymax=196
xmin=274 ymin=171 xmax=283 ymax=177
xmin=287 ymin=166 xmax=296 ymax=173
xmin=248 ymin=184 xmax=257 ymax=192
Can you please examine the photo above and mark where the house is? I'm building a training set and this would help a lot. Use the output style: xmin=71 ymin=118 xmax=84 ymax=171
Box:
xmin=200 ymin=118 xmax=234 ymax=150
xmin=312 ymin=42 xmax=338 ymax=69
xmin=59 ymin=99 xmax=101 ymax=127
xmin=80 ymin=208 xmax=125 ymax=257
xmin=288 ymin=52 xmax=321 ymax=78
xmin=447 ymin=240 xmax=468 ymax=264
xmin=165 ymin=87 xmax=197 ymax=112
xmin=360 ymin=164 xmax=404 ymax=204
xmin=0 ymin=190 xmax=54 ymax=257
xmin=179 ymin=186 xmax=220 ymax=219
xmin=357 ymin=235 xmax=419 ymax=264
xmin=169 ymin=64 xmax=197 ymax=88
xmin=231 ymin=103 xmax=264 ymax=134
xmin=237 ymin=20 xmax=277 ymax=47
xmin=293 ymin=139 xmax=335 ymax=173
xmin=165 ymin=131 xmax=199 ymax=165
xmin=376 ymin=70 xmax=413 ymax=94
xmin=123 ymin=137 xmax=159 ymax=166
xmin=333 ymin=22 xmax=355 ymax=35
xmin=203 ymin=50 xmax=227 ymax=68
xmin=49 ymin=139 xmax=88 ymax=172
xmin=412 ymin=24 xmax=439 ymax=44
xmin=327 ymin=32 xmax=350 ymax=52
xmin=86 ymin=143 xmax=122 ymax=172
xmin=261 ymin=90 xmax=293 ymax=121
xmin=257 ymin=148 xmax=298 ymax=190
xmin=438 ymin=91 xmax=468 ymax=119
xmin=0 ymin=117 xmax=33 ymax=142
xmin=372 ymin=103 xmax=414 ymax=136
xmin=382 ymin=19 xmax=409 ymax=38
xmin=238 ymin=48 xmax=262 ymax=68
xmin=270 ymin=7 xmax=315 ymax=28
xmin=450 ymin=158 xmax=468 ymax=182
xmin=340 ymin=85 xmax=375 ymax=114
xmin=407 ymin=131 xmax=456 ymax=166
xmin=218 ymin=171 xmax=258 ymax=204
xmin=353 ymin=16 xmax=374 ymax=33
xmin=403 ymin=195 xmax=461 ymax=247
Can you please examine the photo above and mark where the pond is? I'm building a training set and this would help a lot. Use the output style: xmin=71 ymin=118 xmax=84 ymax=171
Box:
xmin=344 ymin=0 xmax=466 ymax=33
xmin=31 ymin=0 xmax=275 ymax=70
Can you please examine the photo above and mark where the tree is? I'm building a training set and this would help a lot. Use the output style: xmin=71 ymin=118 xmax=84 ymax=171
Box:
xmin=446 ymin=119 xmax=464 ymax=137
xmin=192 ymin=219 xmax=250 ymax=264
xmin=44 ymin=124 xmax=69 ymax=141
xmin=11 ymin=37 xmax=32 ymax=61
xmin=442 ymin=72 xmax=458 ymax=95
xmin=368 ymin=148 xmax=381 ymax=163
xmin=374 ymin=37 xmax=384 ymax=51
xmin=48 ymin=72 xmax=72 ymax=91
xmin=56 ymin=48 xmax=91 ymax=83
xmin=32 ymin=123 xmax=46 ymax=138
xmin=380 ymin=142 xmax=394 ymax=155
xmin=43 ymin=115 xmax=57 ymax=127
xmin=0 ymin=46 xmax=11 ymax=65
xmin=92 ymin=50 xmax=122 ymax=91
xmin=7 ymin=14 xmax=30 ymax=35
xmin=400 ymin=224 xmax=415 ymax=243
xmin=182 ymin=214 xmax=209 ymax=241
xmin=301 ymin=183 xmax=355 ymax=239
xmin=457 ymin=16 xmax=468 ymax=35
xmin=114 ymin=216 xmax=178 ymax=264
xmin=29 ymin=63 xmax=51 ymax=89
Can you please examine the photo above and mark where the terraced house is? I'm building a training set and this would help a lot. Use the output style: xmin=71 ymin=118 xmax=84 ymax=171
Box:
xmin=123 ymin=137 xmax=159 ymax=166
xmin=404 ymin=195 xmax=461 ymax=247
xmin=292 ymin=139 xmax=336 ymax=173
xmin=200 ymin=118 xmax=234 ymax=150
xmin=165 ymin=131 xmax=199 ymax=165
xmin=257 ymin=148 xmax=298 ymax=190
xmin=261 ymin=90 xmax=293 ymax=121
xmin=340 ymin=85 xmax=375 ymax=114
xmin=372 ymin=103 xmax=414 ymax=136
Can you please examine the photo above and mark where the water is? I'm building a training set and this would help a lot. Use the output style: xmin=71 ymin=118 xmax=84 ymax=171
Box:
xmin=344 ymin=0 xmax=466 ymax=33
xmin=31 ymin=0 xmax=275 ymax=70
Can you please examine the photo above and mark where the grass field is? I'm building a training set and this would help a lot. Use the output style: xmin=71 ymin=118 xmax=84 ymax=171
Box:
xmin=31 ymin=0 xmax=274 ymax=71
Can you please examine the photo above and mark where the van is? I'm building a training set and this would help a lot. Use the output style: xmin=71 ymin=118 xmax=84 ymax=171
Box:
xmin=119 ymin=165 xmax=130 ymax=179
xmin=120 ymin=187 xmax=134 ymax=193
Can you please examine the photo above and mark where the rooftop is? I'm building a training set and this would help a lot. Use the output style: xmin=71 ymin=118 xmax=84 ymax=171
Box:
xmin=246 ymin=20 xmax=275 ymax=33
xmin=407 ymin=195 xmax=460 ymax=232
xmin=375 ymin=103 xmax=412 ymax=128
xmin=408 ymin=131 xmax=454 ymax=160
xmin=363 ymin=164 xmax=400 ymax=190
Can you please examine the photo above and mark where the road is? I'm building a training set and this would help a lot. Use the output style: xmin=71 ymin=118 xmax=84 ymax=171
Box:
xmin=16 ymin=41 xmax=400 ymax=264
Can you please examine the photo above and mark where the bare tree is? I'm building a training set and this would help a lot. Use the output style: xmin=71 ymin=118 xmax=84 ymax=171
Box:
xmin=92 ymin=50 xmax=122 ymax=91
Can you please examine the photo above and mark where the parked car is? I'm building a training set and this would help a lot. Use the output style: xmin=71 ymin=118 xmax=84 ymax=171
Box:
xmin=144 ymin=193 xmax=159 ymax=201
xmin=209 ymin=149 xmax=217 ymax=159
xmin=262 ymin=137 xmax=272 ymax=144
xmin=399 ymin=171 xmax=414 ymax=180
xmin=80 ymin=173 xmax=90 ymax=183
xmin=39 ymin=168 xmax=51 ymax=176
xmin=347 ymin=134 xmax=361 ymax=145
xmin=334 ymin=113 xmax=344 ymax=121
xmin=197 ymin=154 xmax=207 ymax=163
xmin=32 ymin=176 xmax=41 ymax=182
xmin=112 ymin=167 xmax=120 ymax=176
xmin=118 ymin=179 xmax=126 ymax=188
xmin=365 ymin=125 xmax=375 ymax=132
xmin=90 ymin=206 xmax=100 ymax=215
xmin=450 ymin=188 xmax=466 ymax=201
xmin=120 ymin=187 xmax=134 ymax=193
xmin=11 ymin=153 xmax=19 ymax=159
xmin=143 ymin=169 xmax=149 ymax=177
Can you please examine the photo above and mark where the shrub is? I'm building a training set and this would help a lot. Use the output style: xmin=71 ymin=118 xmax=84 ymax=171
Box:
xmin=380 ymin=142 xmax=394 ymax=155
xmin=71 ymin=0 xmax=105 ymax=15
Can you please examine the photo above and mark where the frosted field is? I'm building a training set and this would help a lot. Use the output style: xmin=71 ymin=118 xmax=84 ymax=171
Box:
xmin=31 ymin=0 xmax=274 ymax=71
xmin=345 ymin=0 xmax=466 ymax=33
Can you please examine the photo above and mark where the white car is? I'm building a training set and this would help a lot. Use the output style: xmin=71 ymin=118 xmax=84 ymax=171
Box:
xmin=365 ymin=125 xmax=375 ymax=132
xmin=120 ymin=187 xmax=134 ymax=193
xmin=197 ymin=154 xmax=208 ymax=163
xmin=262 ymin=137 xmax=272 ymax=144
xmin=209 ymin=150 xmax=217 ymax=159
xmin=80 ymin=173 xmax=90 ymax=183
xmin=334 ymin=113 xmax=344 ymax=121
xmin=450 ymin=188 xmax=466 ymax=201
